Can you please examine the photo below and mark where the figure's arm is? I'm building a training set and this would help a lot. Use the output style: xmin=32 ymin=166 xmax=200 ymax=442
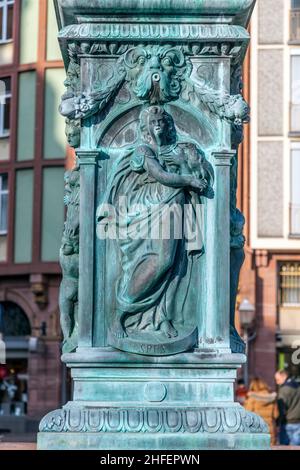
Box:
xmin=145 ymin=155 xmax=205 ymax=190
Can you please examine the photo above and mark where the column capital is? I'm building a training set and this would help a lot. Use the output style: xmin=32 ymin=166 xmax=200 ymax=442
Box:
xmin=76 ymin=149 xmax=101 ymax=166
xmin=212 ymin=150 xmax=236 ymax=167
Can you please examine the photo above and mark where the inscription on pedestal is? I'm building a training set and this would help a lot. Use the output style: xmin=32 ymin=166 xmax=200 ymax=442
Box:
xmin=108 ymin=327 xmax=198 ymax=356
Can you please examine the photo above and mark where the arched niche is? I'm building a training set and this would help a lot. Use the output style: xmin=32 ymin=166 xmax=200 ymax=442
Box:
xmin=93 ymin=102 xmax=217 ymax=347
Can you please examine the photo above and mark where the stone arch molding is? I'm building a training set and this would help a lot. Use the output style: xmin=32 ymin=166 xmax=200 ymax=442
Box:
xmin=96 ymin=102 xmax=218 ymax=151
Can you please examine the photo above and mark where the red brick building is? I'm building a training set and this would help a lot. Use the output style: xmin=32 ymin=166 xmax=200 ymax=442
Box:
xmin=0 ymin=0 xmax=72 ymax=432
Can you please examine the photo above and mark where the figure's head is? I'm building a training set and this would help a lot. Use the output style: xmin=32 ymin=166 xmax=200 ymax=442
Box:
xmin=248 ymin=377 xmax=270 ymax=393
xmin=275 ymin=369 xmax=289 ymax=385
xmin=65 ymin=119 xmax=80 ymax=148
xmin=64 ymin=61 xmax=80 ymax=92
xmin=226 ymin=95 xmax=250 ymax=125
xmin=139 ymin=106 xmax=176 ymax=147
xmin=237 ymin=378 xmax=246 ymax=389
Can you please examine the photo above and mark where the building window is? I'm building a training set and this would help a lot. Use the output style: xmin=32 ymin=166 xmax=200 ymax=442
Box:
xmin=291 ymin=145 xmax=300 ymax=236
xmin=0 ymin=0 xmax=14 ymax=43
xmin=0 ymin=173 xmax=8 ymax=262
xmin=291 ymin=0 xmax=300 ymax=42
xmin=280 ymin=263 xmax=300 ymax=306
xmin=0 ymin=76 xmax=11 ymax=137
xmin=0 ymin=173 xmax=8 ymax=235
xmin=0 ymin=301 xmax=31 ymax=336
xmin=278 ymin=263 xmax=300 ymax=339
xmin=290 ymin=55 xmax=300 ymax=134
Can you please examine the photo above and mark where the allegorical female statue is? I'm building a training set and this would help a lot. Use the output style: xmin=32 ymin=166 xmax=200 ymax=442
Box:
xmin=97 ymin=105 xmax=214 ymax=350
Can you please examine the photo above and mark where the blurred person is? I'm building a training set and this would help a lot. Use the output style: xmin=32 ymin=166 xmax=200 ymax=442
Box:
xmin=236 ymin=378 xmax=248 ymax=405
xmin=275 ymin=369 xmax=300 ymax=446
xmin=244 ymin=377 xmax=278 ymax=445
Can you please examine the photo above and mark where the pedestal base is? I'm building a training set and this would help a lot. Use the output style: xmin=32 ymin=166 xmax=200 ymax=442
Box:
xmin=37 ymin=350 xmax=270 ymax=450
xmin=38 ymin=404 xmax=270 ymax=450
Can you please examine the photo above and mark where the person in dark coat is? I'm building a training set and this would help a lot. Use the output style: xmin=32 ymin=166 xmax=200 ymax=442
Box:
xmin=275 ymin=369 xmax=300 ymax=446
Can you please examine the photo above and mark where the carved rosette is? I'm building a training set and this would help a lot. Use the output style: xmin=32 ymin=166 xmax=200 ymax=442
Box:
xmin=39 ymin=406 xmax=268 ymax=435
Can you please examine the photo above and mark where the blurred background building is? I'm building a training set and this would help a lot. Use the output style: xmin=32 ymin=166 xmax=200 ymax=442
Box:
xmin=239 ymin=0 xmax=300 ymax=385
xmin=0 ymin=0 xmax=299 ymax=438
xmin=0 ymin=0 xmax=69 ymax=436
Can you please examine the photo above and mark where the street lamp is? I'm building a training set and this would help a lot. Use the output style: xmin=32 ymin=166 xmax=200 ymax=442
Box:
xmin=238 ymin=298 xmax=256 ymax=387
xmin=239 ymin=299 xmax=256 ymax=330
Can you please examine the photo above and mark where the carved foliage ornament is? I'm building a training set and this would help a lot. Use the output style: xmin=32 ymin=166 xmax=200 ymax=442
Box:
xmin=59 ymin=45 xmax=249 ymax=126
xmin=59 ymin=61 xmax=125 ymax=122
xmin=182 ymin=78 xmax=250 ymax=127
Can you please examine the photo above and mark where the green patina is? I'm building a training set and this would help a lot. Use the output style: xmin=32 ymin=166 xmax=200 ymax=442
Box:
xmin=38 ymin=0 xmax=270 ymax=450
